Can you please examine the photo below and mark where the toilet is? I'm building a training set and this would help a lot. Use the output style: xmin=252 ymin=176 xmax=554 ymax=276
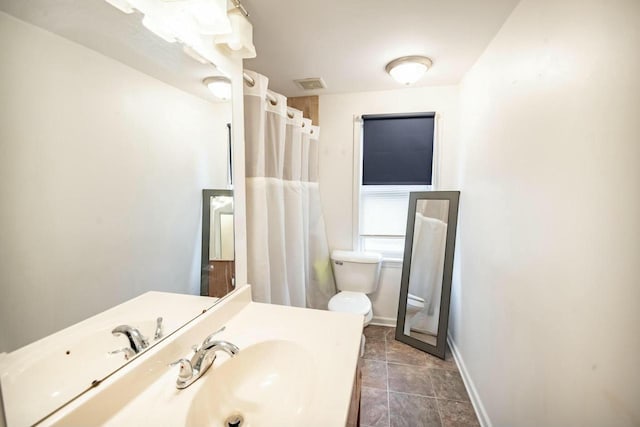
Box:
xmin=404 ymin=294 xmax=426 ymax=335
xmin=328 ymin=250 xmax=382 ymax=326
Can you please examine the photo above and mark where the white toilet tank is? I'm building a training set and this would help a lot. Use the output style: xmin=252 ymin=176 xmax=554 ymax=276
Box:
xmin=330 ymin=250 xmax=382 ymax=294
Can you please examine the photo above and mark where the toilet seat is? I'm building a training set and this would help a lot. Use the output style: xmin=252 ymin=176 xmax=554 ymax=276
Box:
xmin=328 ymin=291 xmax=372 ymax=315
xmin=407 ymin=293 xmax=425 ymax=309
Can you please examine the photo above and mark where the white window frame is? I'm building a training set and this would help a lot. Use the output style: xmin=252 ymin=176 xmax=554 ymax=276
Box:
xmin=351 ymin=113 xmax=442 ymax=265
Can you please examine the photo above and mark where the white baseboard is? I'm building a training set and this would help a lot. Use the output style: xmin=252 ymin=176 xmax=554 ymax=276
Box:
xmin=447 ymin=334 xmax=492 ymax=427
xmin=370 ymin=316 xmax=397 ymax=327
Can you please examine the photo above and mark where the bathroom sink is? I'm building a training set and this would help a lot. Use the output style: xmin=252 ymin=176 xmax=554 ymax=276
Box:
xmin=186 ymin=339 xmax=316 ymax=427
xmin=44 ymin=288 xmax=363 ymax=427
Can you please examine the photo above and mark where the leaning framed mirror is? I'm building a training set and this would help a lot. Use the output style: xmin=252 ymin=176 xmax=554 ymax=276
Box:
xmin=201 ymin=189 xmax=235 ymax=298
xmin=396 ymin=191 xmax=460 ymax=359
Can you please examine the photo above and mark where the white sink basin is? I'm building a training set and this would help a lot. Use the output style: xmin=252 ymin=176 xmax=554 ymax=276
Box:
xmin=186 ymin=340 xmax=315 ymax=427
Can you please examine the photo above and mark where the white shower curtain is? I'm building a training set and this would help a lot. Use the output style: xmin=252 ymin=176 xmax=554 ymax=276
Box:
xmin=243 ymin=70 xmax=335 ymax=309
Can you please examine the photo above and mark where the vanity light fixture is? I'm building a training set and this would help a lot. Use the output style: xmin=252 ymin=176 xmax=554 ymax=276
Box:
xmin=103 ymin=0 xmax=256 ymax=61
xmin=385 ymin=56 xmax=433 ymax=85
xmin=214 ymin=7 xmax=256 ymax=57
xmin=203 ymin=76 xmax=232 ymax=100
xmin=104 ymin=0 xmax=231 ymax=43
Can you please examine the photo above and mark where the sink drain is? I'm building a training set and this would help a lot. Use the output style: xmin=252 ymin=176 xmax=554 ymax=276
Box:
xmin=224 ymin=413 xmax=244 ymax=427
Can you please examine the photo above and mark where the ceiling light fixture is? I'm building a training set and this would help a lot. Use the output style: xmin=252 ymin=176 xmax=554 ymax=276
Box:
xmin=203 ymin=76 xmax=232 ymax=100
xmin=385 ymin=56 xmax=433 ymax=85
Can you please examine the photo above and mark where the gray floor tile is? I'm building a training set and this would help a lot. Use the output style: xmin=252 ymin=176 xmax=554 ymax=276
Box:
xmin=429 ymin=369 xmax=470 ymax=401
xmin=364 ymin=325 xmax=391 ymax=340
xmin=387 ymin=363 xmax=434 ymax=397
xmin=386 ymin=338 xmax=429 ymax=366
xmin=364 ymin=337 xmax=387 ymax=361
xmin=438 ymin=399 xmax=480 ymax=427
xmin=385 ymin=327 xmax=398 ymax=340
xmin=363 ymin=359 xmax=388 ymax=390
xmin=361 ymin=386 xmax=390 ymax=427
xmin=424 ymin=348 xmax=458 ymax=371
xmin=389 ymin=391 xmax=441 ymax=427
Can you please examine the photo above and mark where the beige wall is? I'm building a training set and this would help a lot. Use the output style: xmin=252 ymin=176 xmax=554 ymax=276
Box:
xmin=0 ymin=12 xmax=230 ymax=352
xmin=451 ymin=0 xmax=640 ymax=425
xmin=319 ymin=86 xmax=460 ymax=322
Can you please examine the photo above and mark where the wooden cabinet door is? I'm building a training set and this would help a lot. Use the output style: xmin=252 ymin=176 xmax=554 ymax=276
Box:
xmin=207 ymin=260 xmax=235 ymax=297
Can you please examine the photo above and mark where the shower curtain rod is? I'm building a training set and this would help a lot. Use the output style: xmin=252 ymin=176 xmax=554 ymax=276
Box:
xmin=230 ymin=0 xmax=249 ymax=17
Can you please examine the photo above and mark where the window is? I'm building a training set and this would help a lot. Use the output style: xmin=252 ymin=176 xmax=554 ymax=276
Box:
xmin=356 ymin=113 xmax=436 ymax=259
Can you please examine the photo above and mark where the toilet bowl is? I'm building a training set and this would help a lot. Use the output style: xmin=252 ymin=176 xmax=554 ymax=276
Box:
xmin=404 ymin=293 xmax=425 ymax=335
xmin=328 ymin=291 xmax=373 ymax=325
xmin=327 ymin=251 xmax=382 ymax=326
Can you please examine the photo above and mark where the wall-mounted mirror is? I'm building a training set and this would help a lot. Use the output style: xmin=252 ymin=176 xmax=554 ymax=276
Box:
xmin=396 ymin=191 xmax=460 ymax=359
xmin=0 ymin=1 xmax=237 ymax=425
xmin=201 ymin=189 xmax=235 ymax=298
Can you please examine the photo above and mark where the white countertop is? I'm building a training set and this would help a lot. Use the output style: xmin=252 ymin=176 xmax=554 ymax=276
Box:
xmin=42 ymin=286 xmax=364 ymax=427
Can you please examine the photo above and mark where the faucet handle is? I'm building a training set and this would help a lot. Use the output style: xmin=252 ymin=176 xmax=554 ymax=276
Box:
xmin=169 ymin=358 xmax=193 ymax=381
xmin=154 ymin=317 xmax=163 ymax=341
xmin=109 ymin=347 xmax=136 ymax=360
xmin=201 ymin=326 xmax=226 ymax=347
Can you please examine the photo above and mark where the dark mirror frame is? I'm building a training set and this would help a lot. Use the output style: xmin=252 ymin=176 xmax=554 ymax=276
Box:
xmin=200 ymin=189 xmax=234 ymax=296
xmin=395 ymin=191 xmax=460 ymax=359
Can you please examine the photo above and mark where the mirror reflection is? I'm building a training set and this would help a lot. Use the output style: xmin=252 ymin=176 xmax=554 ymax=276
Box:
xmin=0 ymin=2 xmax=235 ymax=424
xmin=201 ymin=190 xmax=236 ymax=298
xmin=404 ymin=199 xmax=450 ymax=346
xmin=397 ymin=191 xmax=459 ymax=359
xmin=209 ymin=195 xmax=235 ymax=262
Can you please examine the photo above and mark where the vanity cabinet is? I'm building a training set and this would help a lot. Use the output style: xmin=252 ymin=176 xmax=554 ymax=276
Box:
xmin=347 ymin=357 xmax=362 ymax=427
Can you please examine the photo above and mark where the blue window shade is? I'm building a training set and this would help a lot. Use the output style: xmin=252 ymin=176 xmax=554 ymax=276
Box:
xmin=362 ymin=113 xmax=435 ymax=185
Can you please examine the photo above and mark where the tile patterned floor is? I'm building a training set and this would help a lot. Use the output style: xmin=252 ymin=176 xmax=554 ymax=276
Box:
xmin=360 ymin=326 xmax=480 ymax=427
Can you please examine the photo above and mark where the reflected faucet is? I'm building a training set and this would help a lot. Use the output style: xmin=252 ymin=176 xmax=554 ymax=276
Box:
xmin=154 ymin=316 xmax=163 ymax=340
xmin=170 ymin=327 xmax=240 ymax=389
xmin=110 ymin=317 xmax=164 ymax=359
xmin=112 ymin=325 xmax=149 ymax=354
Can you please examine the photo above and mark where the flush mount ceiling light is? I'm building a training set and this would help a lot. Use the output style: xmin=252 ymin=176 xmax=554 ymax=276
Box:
xmin=385 ymin=56 xmax=433 ymax=85
xmin=203 ymin=76 xmax=232 ymax=100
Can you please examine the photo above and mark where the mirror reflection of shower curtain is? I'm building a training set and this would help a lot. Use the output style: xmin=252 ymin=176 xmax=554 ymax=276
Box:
xmin=243 ymin=70 xmax=336 ymax=309
xmin=408 ymin=207 xmax=447 ymax=335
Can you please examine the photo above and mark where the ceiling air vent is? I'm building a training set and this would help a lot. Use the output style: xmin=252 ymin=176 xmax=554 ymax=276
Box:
xmin=294 ymin=78 xmax=327 ymax=91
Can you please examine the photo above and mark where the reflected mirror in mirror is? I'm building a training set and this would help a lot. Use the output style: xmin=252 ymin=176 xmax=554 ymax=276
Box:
xmin=396 ymin=191 xmax=460 ymax=359
xmin=0 ymin=2 xmax=235 ymax=425
xmin=201 ymin=190 xmax=235 ymax=298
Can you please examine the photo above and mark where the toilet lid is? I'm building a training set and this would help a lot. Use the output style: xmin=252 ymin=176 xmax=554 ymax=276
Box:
xmin=408 ymin=293 xmax=425 ymax=303
xmin=328 ymin=292 xmax=372 ymax=316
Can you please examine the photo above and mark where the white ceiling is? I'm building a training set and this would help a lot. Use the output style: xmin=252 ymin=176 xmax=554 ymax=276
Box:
xmin=0 ymin=0 xmax=520 ymax=100
xmin=243 ymin=0 xmax=520 ymax=97
xmin=0 ymin=0 xmax=222 ymax=102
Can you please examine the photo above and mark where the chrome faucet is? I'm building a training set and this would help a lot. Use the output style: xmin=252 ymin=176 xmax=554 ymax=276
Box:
xmin=170 ymin=327 xmax=240 ymax=389
xmin=110 ymin=317 xmax=164 ymax=359
xmin=112 ymin=325 xmax=149 ymax=354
